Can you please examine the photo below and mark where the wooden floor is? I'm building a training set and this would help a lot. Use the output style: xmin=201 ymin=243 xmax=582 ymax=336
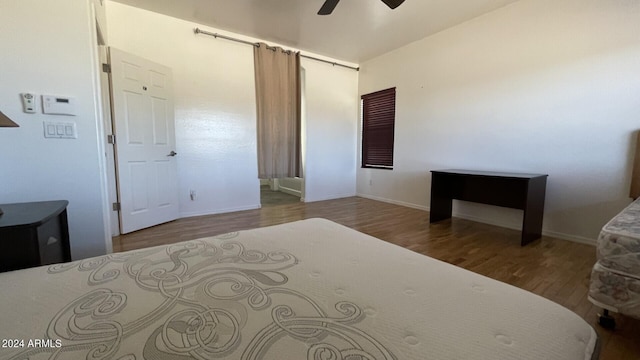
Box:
xmin=260 ymin=185 xmax=300 ymax=206
xmin=113 ymin=197 xmax=640 ymax=360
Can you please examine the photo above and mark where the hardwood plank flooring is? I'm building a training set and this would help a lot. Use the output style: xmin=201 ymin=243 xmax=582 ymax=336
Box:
xmin=260 ymin=185 xmax=300 ymax=206
xmin=113 ymin=196 xmax=640 ymax=359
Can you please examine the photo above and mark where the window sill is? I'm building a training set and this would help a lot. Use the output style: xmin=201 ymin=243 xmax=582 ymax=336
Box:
xmin=362 ymin=165 xmax=393 ymax=170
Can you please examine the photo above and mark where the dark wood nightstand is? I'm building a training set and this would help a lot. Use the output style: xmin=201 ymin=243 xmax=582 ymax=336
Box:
xmin=0 ymin=200 xmax=71 ymax=272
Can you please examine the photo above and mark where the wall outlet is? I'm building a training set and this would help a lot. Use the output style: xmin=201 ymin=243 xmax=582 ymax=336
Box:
xmin=189 ymin=190 xmax=196 ymax=201
xmin=369 ymin=179 xmax=373 ymax=186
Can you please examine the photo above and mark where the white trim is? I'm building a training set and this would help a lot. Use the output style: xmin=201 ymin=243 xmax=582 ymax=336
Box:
xmin=540 ymin=229 xmax=597 ymax=246
xmin=179 ymin=204 xmax=261 ymax=219
xmin=99 ymin=45 xmax=119 ymax=237
xmin=88 ymin=2 xmax=113 ymax=255
xmin=305 ymin=193 xmax=356 ymax=203
xmin=355 ymin=194 xmax=597 ymax=246
xmin=278 ymin=185 xmax=302 ymax=197
xmin=356 ymin=193 xmax=428 ymax=211
xmin=453 ymin=212 xmax=596 ymax=246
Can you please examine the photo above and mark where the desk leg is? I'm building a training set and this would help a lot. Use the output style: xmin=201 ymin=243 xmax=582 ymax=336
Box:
xmin=430 ymin=175 xmax=453 ymax=223
xmin=521 ymin=177 xmax=547 ymax=245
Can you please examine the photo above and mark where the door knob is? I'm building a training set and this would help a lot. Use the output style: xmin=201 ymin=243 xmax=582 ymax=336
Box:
xmin=167 ymin=151 xmax=177 ymax=157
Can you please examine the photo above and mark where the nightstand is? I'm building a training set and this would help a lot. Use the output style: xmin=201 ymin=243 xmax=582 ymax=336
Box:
xmin=0 ymin=200 xmax=71 ymax=272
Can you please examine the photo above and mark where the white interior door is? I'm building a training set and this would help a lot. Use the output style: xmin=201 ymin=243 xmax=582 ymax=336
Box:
xmin=109 ymin=47 xmax=179 ymax=234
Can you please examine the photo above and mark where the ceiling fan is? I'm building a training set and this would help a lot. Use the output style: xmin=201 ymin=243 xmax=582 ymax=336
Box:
xmin=318 ymin=0 xmax=406 ymax=15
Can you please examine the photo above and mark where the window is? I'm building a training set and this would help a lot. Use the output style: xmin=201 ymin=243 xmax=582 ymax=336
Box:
xmin=361 ymin=87 xmax=396 ymax=169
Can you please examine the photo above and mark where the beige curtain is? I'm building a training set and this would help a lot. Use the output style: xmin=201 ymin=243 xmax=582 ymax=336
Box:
xmin=254 ymin=43 xmax=301 ymax=179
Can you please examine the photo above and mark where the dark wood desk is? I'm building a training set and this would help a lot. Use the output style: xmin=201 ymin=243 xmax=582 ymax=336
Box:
xmin=430 ymin=170 xmax=548 ymax=246
xmin=0 ymin=200 xmax=71 ymax=272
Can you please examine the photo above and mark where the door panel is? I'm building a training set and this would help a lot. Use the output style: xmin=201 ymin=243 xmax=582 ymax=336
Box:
xmin=110 ymin=47 xmax=179 ymax=234
xmin=155 ymin=161 xmax=173 ymax=206
xmin=128 ymin=162 xmax=149 ymax=213
xmin=124 ymin=91 xmax=144 ymax=144
xmin=151 ymin=97 xmax=168 ymax=145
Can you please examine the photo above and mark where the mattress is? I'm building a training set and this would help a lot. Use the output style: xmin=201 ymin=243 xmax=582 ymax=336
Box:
xmin=0 ymin=218 xmax=598 ymax=360
xmin=588 ymin=197 xmax=640 ymax=318
xmin=594 ymin=198 xmax=640 ymax=276
xmin=589 ymin=263 xmax=640 ymax=318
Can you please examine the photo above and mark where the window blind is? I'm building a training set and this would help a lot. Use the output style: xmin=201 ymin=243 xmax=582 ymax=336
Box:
xmin=361 ymin=87 xmax=396 ymax=168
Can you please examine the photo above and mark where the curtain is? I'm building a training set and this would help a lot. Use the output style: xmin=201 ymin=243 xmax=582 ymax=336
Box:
xmin=254 ymin=43 xmax=301 ymax=179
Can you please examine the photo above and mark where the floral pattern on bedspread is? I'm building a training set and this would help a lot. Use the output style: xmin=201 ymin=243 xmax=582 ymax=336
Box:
xmin=589 ymin=198 xmax=640 ymax=319
xmin=3 ymin=233 xmax=396 ymax=360
xmin=589 ymin=263 xmax=640 ymax=320
xmin=596 ymin=232 xmax=640 ymax=276
xmin=595 ymin=197 xmax=640 ymax=277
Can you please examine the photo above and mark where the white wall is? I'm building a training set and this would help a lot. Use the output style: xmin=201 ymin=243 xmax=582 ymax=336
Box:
xmin=278 ymin=178 xmax=302 ymax=192
xmin=106 ymin=2 xmax=358 ymax=217
xmin=358 ymin=0 xmax=640 ymax=243
xmin=304 ymin=61 xmax=359 ymax=202
xmin=0 ymin=0 xmax=111 ymax=259
xmin=92 ymin=0 xmax=108 ymax=42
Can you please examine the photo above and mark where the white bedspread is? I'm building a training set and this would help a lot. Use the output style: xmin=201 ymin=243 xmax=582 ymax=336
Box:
xmin=0 ymin=218 xmax=597 ymax=359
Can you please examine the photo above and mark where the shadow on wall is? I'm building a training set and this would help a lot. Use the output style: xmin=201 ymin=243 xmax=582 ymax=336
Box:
xmin=544 ymin=198 xmax=632 ymax=241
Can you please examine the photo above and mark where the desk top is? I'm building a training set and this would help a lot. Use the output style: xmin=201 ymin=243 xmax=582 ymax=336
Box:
xmin=431 ymin=169 xmax=548 ymax=179
xmin=0 ymin=200 xmax=68 ymax=229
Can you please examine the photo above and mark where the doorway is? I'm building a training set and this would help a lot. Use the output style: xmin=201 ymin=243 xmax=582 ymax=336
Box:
xmin=259 ymin=67 xmax=306 ymax=208
xmin=100 ymin=46 xmax=180 ymax=234
xmin=260 ymin=178 xmax=303 ymax=207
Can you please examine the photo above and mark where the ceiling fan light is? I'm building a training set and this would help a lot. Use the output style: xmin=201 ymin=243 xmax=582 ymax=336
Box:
xmin=318 ymin=0 xmax=405 ymax=15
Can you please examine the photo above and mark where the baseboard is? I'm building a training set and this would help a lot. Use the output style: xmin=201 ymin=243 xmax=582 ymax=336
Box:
xmin=278 ymin=186 xmax=302 ymax=197
xmin=540 ymin=229 xmax=597 ymax=246
xmin=451 ymin=212 xmax=522 ymax=232
xmin=451 ymin=212 xmax=597 ymax=246
xmin=305 ymin=192 xmax=356 ymax=203
xmin=356 ymin=193 xmax=596 ymax=246
xmin=356 ymin=193 xmax=428 ymax=211
xmin=179 ymin=204 xmax=261 ymax=219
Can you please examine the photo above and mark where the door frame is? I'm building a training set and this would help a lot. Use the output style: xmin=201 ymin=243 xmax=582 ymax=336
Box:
xmin=89 ymin=2 xmax=115 ymax=253
xmin=98 ymin=45 xmax=121 ymax=237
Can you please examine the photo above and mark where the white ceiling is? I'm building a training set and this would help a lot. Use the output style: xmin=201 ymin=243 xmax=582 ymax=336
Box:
xmin=110 ymin=0 xmax=520 ymax=63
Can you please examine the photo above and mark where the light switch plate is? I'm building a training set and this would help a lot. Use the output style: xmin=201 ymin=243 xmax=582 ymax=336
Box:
xmin=44 ymin=121 xmax=77 ymax=139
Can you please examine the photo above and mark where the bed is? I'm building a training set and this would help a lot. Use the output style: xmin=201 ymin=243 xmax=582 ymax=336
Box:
xmin=588 ymin=196 xmax=640 ymax=324
xmin=588 ymin=130 xmax=640 ymax=327
xmin=0 ymin=218 xmax=598 ymax=359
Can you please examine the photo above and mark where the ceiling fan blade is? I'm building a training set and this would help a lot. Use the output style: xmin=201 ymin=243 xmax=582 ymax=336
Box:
xmin=318 ymin=0 xmax=340 ymax=15
xmin=380 ymin=0 xmax=405 ymax=10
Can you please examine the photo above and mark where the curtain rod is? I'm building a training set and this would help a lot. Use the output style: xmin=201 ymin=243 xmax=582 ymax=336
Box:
xmin=193 ymin=28 xmax=359 ymax=71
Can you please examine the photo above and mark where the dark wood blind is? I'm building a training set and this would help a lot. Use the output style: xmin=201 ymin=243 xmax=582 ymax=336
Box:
xmin=362 ymin=87 xmax=395 ymax=168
